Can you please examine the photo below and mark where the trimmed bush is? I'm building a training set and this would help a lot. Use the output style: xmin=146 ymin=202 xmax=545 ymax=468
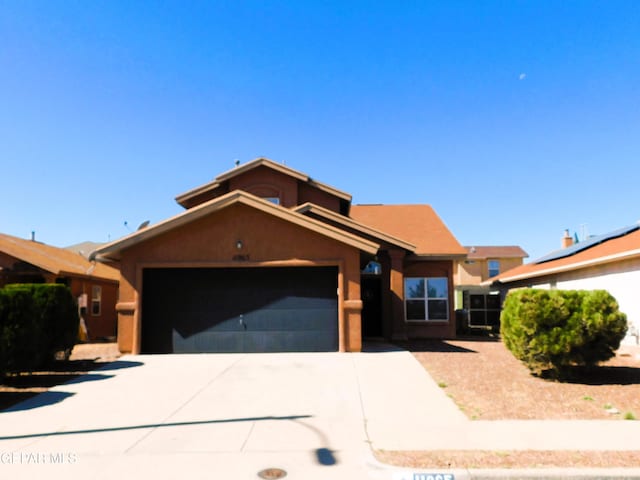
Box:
xmin=501 ymin=289 xmax=627 ymax=376
xmin=0 ymin=284 xmax=78 ymax=376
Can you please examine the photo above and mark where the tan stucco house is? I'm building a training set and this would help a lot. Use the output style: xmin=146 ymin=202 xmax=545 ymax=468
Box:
xmin=454 ymin=246 xmax=528 ymax=329
xmin=91 ymin=158 xmax=466 ymax=354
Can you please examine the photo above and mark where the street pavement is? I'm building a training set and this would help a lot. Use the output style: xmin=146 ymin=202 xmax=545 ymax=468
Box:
xmin=0 ymin=349 xmax=639 ymax=479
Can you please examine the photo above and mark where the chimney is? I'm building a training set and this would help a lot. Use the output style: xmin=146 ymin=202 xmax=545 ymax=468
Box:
xmin=562 ymin=229 xmax=573 ymax=248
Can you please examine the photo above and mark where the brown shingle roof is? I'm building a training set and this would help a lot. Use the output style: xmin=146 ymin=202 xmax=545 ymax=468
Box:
xmin=294 ymin=202 xmax=416 ymax=251
xmin=0 ymin=233 xmax=119 ymax=282
xmin=489 ymin=227 xmax=640 ymax=285
xmin=349 ymin=204 xmax=466 ymax=257
xmin=465 ymin=246 xmax=529 ymax=260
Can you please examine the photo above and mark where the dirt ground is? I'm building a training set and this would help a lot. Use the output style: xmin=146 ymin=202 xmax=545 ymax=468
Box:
xmin=375 ymin=449 xmax=640 ymax=469
xmin=0 ymin=343 xmax=120 ymax=411
xmin=404 ymin=337 xmax=640 ymax=420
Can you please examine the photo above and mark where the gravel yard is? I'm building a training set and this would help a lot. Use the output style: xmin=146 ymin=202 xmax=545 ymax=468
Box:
xmin=404 ymin=338 xmax=640 ymax=420
xmin=378 ymin=337 xmax=640 ymax=469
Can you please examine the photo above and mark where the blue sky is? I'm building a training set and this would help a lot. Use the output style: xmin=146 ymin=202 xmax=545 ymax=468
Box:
xmin=1 ymin=1 xmax=638 ymax=261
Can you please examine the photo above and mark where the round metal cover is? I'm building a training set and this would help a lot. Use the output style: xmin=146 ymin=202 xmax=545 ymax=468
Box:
xmin=257 ymin=468 xmax=287 ymax=479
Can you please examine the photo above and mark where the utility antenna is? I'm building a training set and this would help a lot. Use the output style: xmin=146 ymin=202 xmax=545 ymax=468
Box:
xmin=579 ymin=223 xmax=589 ymax=241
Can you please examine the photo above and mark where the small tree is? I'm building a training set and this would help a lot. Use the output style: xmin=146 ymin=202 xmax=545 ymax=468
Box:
xmin=501 ymin=289 xmax=627 ymax=377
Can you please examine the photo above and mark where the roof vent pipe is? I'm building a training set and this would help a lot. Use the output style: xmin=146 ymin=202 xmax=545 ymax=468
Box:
xmin=31 ymin=231 xmax=35 ymax=242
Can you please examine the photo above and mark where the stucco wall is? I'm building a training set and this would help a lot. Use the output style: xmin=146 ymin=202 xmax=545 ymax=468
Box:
xmin=70 ymin=278 xmax=118 ymax=340
xmin=456 ymin=257 xmax=525 ymax=285
xmin=228 ymin=166 xmax=299 ymax=207
xmin=117 ymin=203 xmax=363 ymax=353
xmin=298 ymin=182 xmax=341 ymax=213
xmin=555 ymin=260 xmax=640 ymax=345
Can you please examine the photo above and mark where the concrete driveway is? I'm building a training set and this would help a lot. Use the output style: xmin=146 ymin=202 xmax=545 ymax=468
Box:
xmin=0 ymin=350 xmax=461 ymax=479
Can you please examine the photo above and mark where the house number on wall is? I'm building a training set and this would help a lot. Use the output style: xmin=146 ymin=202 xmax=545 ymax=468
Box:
xmin=232 ymin=254 xmax=250 ymax=261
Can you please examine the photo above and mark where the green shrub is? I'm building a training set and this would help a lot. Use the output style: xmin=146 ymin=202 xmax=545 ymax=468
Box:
xmin=501 ymin=289 xmax=627 ymax=377
xmin=0 ymin=287 xmax=43 ymax=375
xmin=0 ymin=284 xmax=78 ymax=376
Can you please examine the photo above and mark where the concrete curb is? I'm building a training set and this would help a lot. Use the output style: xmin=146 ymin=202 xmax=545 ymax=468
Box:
xmin=366 ymin=453 xmax=640 ymax=480
xmin=468 ymin=468 xmax=640 ymax=479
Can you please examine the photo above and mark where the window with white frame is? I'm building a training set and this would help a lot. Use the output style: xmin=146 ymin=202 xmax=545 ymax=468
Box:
xmin=91 ymin=285 xmax=102 ymax=316
xmin=488 ymin=260 xmax=500 ymax=278
xmin=404 ymin=277 xmax=449 ymax=321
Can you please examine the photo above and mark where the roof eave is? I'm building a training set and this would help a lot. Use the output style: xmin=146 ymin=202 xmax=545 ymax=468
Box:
xmin=174 ymin=181 xmax=222 ymax=206
xmin=485 ymin=247 xmax=640 ymax=286
xmin=410 ymin=253 xmax=468 ymax=261
xmin=58 ymin=269 xmax=119 ymax=284
xmin=295 ymin=202 xmax=416 ymax=252
xmin=91 ymin=191 xmax=379 ymax=262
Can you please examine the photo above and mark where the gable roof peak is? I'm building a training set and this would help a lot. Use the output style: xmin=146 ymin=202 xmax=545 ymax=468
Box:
xmin=215 ymin=157 xmax=308 ymax=183
xmin=175 ymin=157 xmax=352 ymax=208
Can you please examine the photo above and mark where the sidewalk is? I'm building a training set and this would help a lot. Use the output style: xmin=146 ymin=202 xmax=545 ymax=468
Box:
xmin=355 ymin=350 xmax=640 ymax=451
xmin=356 ymin=350 xmax=640 ymax=479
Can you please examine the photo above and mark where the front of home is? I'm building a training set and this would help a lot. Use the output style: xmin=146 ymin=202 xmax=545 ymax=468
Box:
xmin=91 ymin=158 xmax=467 ymax=354
xmin=488 ymin=225 xmax=640 ymax=345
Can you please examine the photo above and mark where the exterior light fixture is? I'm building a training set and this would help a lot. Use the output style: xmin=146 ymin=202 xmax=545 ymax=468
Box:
xmin=236 ymin=240 xmax=243 ymax=250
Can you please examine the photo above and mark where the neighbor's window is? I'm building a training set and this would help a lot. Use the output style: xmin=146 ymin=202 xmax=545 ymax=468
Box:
xmin=404 ymin=277 xmax=449 ymax=321
xmin=488 ymin=260 xmax=500 ymax=278
xmin=264 ymin=197 xmax=280 ymax=205
xmin=91 ymin=286 xmax=102 ymax=316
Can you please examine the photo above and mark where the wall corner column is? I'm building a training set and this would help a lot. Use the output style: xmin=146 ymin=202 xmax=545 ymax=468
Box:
xmin=381 ymin=249 xmax=407 ymax=342
xmin=343 ymin=299 xmax=363 ymax=352
xmin=115 ymin=301 xmax=137 ymax=354
xmin=389 ymin=250 xmax=407 ymax=341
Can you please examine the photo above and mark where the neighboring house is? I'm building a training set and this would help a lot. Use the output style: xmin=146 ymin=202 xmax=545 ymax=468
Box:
xmin=487 ymin=225 xmax=640 ymax=345
xmin=454 ymin=246 xmax=528 ymax=328
xmin=91 ymin=157 xmax=467 ymax=354
xmin=0 ymin=233 xmax=120 ymax=340
xmin=65 ymin=241 xmax=105 ymax=259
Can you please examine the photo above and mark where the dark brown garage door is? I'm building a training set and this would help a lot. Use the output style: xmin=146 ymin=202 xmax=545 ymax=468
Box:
xmin=141 ymin=266 xmax=338 ymax=353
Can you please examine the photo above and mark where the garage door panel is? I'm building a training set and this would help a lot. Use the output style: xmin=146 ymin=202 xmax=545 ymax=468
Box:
xmin=245 ymin=309 xmax=337 ymax=330
xmin=173 ymin=330 xmax=244 ymax=354
xmin=143 ymin=266 xmax=338 ymax=353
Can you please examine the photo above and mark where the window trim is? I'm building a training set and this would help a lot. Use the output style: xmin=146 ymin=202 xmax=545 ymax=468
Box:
xmin=488 ymin=259 xmax=500 ymax=278
xmin=264 ymin=197 xmax=280 ymax=205
xmin=91 ymin=285 xmax=102 ymax=316
xmin=404 ymin=276 xmax=450 ymax=322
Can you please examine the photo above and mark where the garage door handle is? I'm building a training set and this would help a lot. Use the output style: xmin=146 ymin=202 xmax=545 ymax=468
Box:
xmin=239 ymin=315 xmax=245 ymax=329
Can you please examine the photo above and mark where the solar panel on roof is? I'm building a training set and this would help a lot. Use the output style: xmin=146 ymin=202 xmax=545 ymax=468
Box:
xmin=534 ymin=224 xmax=640 ymax=264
